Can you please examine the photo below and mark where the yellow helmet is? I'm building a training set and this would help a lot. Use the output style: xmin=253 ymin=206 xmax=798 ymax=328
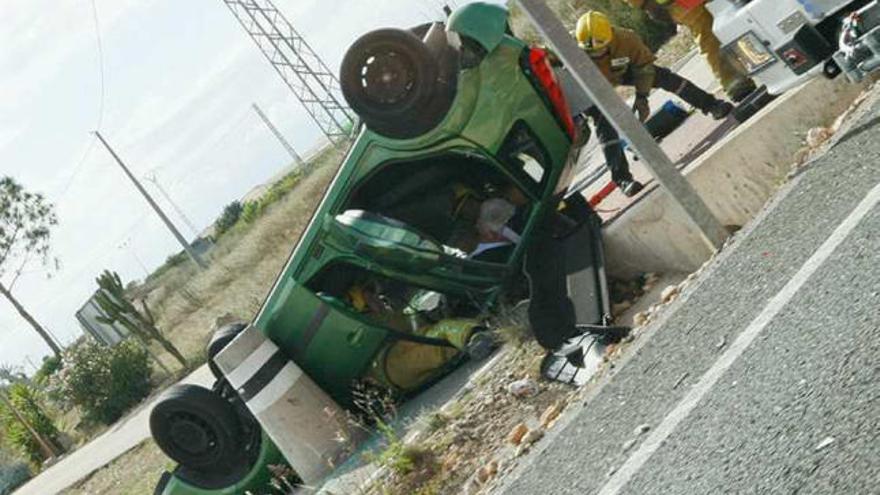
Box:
xmin=575 ymin=11 xmax=613 ymax=53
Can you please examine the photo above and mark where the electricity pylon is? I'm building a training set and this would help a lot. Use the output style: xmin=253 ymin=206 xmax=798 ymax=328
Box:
xmin=222 ymin=0 xmax=355 ymax=145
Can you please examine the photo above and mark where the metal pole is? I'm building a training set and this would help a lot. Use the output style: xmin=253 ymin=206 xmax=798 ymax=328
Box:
xmin=143 ymin=175 xmax=201 ymax=238
xmin=515 ymin=0 xmax=728 ymax=250
xmin=94 ymin=131 xmax=209 ymax=270
xmin=252 ymin=103 xmax=305 ymax=169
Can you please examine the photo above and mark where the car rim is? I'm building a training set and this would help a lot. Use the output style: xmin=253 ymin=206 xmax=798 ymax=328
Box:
xmin=360 ymin=49 xmax=416 ymax=105
xmin=168 ymin=411 xmax=218 ymax=456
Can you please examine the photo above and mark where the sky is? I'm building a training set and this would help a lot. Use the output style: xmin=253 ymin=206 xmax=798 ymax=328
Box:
xmin=0 ymin=0 xmax=506 ymax=371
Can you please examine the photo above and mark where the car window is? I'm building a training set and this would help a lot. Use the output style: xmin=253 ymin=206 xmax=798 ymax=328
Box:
xmin=518 ymin=152 xmax=545 ymax=183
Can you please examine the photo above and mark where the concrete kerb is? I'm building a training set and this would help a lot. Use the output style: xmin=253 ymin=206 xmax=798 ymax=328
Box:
xmin=603 ymin=75 xmax=875 ymax=279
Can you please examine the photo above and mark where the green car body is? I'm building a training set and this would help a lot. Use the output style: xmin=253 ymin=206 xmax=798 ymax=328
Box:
xmin=255 ymin=33 xmax=574 ymax=406
xmin=156 ymin=3 xmax=579 ymax=494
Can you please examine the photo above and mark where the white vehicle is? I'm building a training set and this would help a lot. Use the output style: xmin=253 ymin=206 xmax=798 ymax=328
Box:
xmin=708 ymin=0 xmax=880 ymax=94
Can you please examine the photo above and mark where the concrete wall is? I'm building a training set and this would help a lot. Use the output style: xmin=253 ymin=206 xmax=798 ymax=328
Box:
xmin=604 ymin=76 xmax=873 ymax=278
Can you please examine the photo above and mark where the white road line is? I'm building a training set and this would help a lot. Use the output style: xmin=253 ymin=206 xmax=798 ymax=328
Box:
xmin=598 ymin=182 xmax=880 ymax=495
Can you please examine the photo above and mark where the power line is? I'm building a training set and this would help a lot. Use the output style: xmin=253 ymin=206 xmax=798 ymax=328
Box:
xmin=90 ymin=0 xmax=106 ymax=132
xmin=143 ymin=174 xmax=202 ymax=238
xmin=56 ymin=0 xmax=107 ymax=199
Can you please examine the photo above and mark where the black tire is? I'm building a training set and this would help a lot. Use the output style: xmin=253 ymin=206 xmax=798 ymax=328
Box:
xmin=340 ymin=28 xmax=444 ymax=138
xmin=466 ymin=328 xmax=498 ymax=361
xmin=207 ymin=322 xmax=247 ymax=379
xmin=150 ymin=384 xmax=244 ymax=472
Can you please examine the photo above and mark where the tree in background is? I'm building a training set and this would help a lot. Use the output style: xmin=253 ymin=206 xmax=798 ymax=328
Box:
xmin=214 ymin=200 xmax=243 ymax=237
xmin=0 ymin=177 xmax=62 ymax=358
xmin=0 ymin=382 xmax=63 ymax=465
xmin=94 ymin=270 xmax=188 ymax=368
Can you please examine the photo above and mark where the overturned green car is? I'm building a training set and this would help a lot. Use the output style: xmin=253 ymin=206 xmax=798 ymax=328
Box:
xmin=151 ymin=3 xmax=607 ymax=494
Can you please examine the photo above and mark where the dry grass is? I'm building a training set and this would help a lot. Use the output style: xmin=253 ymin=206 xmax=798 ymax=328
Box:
xmin=361 ymin=342 xmax=578 ymax=495
xmin=61 ymin=440 xmax=170 ymax=495
xmin=140 ymin=147 xmax=345 ymax=371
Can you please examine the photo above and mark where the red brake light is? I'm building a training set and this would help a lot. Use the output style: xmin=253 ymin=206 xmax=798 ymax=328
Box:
xmin=526 ymin=48 xmax=576 ymax=141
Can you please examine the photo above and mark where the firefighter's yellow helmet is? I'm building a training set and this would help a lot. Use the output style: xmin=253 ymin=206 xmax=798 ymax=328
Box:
xmin=575 ymin=11 xmax=613 ymax=53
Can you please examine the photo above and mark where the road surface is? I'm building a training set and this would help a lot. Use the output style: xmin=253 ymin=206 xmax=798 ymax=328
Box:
xmin=496 ymin=89 xmax=880 ymax=494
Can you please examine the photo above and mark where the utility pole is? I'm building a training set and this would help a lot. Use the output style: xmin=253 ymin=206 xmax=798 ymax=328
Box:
xmin=252 ymin=103 xmax=305 ymax=169
xmin=515 ymin=0 xmax=728 ymax=250
xmin=94 ymin=131 xmax=209 ymax=270
xmin=118 ymin=238 xmax=151 ymax=279
xmin=222 ymin=0 xmax=355 ymax=146
xmin=143 ymin=174 xmax=201 ymax=238
xmin=24 ymin=356 xmax=39 ymax=375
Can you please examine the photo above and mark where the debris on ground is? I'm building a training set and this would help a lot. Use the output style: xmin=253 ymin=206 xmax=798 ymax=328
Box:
xmin=539 ymin=402 xmax=564 ymax=428
xmin=660 ymin=285 xmax=679 ymax=304
xmin=814 ymin=437 xmax=836 ymax=451
xmin=672 ymin=372 xmax=689 ymax=389
xmin=791 ymin=81 xmax=878 ymax=175
xmin=806 ymin=126 xmax=833 ymax=148
xmin=633 ymin=423 xmax=651 ymax=436
xmin=361 ymin=342 xmax=575 ymax=495
xmin=521 ymin=428 xmax=544 ymax=446
xmin=507 ymin=423 xmax=529 ymax=446
xmin=507 ymin=378 xmax=538 ymax=398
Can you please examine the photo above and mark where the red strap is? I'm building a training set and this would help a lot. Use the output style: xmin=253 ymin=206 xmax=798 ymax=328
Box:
xmin=589 ymin=180 xmax=617 ymax=207
xmin=675 ymin=0 xmax=704 ymax=10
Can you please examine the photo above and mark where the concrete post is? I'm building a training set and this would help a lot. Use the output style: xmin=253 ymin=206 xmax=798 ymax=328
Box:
xmin=215 ymin=325 xmax=360 ymax=486
xmin=516 ymin=0 xmax=728 ymax=250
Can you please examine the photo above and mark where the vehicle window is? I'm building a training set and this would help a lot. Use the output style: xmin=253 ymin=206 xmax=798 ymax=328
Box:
xmin=518 ymin=152 xmax=545 ymax=183
xmin=306 ymin=263 xmax=481 ymax=332
xmin=339 ymin=152 xmax=533 ymax=264
xmin=499 ymin=121 xmax=551 ymax=192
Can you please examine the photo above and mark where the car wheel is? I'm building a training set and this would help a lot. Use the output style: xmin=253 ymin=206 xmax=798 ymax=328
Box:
xmin=207 ymin=322 xmax=247 ymax=379
xmin=150 ymin=384 xmax=244 ymax=473
xmin=340 ymin=28 xmax=444 ymax=138
xmin=466 ymin=328 xmax=498 ymax=361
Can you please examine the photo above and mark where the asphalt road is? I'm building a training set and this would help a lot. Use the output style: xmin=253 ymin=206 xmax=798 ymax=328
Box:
xmin=496 ymin=92 xmax=880 ymax=494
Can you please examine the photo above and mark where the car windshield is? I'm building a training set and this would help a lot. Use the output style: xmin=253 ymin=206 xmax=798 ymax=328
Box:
xmin=337 ymin=151 xmax=533 ymax=264
xmin=333 ymin=209 xmax=456 ymax=256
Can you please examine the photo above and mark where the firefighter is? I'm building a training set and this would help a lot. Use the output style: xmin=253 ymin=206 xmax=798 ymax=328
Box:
xmin=572 ymin=10 xmax=734 ymax=196
xmin=622 ymin=0 xmax=756 ymax=101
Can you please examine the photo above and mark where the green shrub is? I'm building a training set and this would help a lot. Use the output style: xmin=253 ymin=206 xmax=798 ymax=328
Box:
xmin=240 ymin=200 xmax=262 ymax=224
xmin=58 ymin=340 xmax=152 ymax=425
xmin=0 ymin=461 xmax=30 ymax=495
xmin=0 ymin=384 xmax=62 ymax=465
xmin=237 ymin=171 xmax=303 ymax=227
xmin=215 ymin=200 xmax=244 ymax=237
xmin=32 ymin=356 xmax=62 ymax=386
